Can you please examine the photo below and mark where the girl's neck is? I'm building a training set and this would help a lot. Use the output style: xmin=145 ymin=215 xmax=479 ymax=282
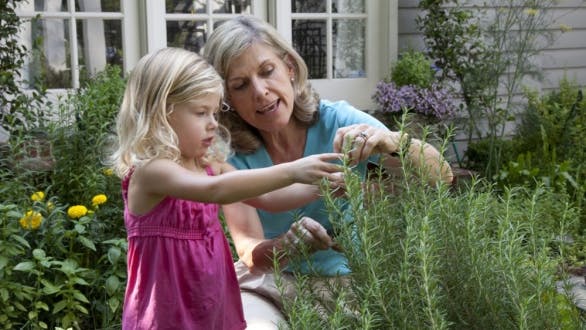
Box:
xmin=260 ymin=121 xmax=307 ymax=164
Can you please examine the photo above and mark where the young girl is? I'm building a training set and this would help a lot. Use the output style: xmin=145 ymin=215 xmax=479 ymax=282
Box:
xmin=110 ymin=47 xmax=341 ymax=330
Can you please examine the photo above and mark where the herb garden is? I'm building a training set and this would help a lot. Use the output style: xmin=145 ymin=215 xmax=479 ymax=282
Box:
xmin=1 ymin=0 xmax=585 ymax=329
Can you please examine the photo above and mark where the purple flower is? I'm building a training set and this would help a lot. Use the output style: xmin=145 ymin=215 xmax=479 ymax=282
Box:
xmin=372 ymin=82 xmax=457 ymax=120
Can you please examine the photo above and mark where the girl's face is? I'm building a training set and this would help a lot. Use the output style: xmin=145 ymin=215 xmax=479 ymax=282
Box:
xmin=225 ymin=43 xmax=295 ymax=133
xmin=168 ymin=93 xmax=221 ymax=161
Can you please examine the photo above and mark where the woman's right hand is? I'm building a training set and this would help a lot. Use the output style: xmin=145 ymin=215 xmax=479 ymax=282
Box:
xmin=282 ymin=217 xmax=335 ymax=253
xmin=288 ymin=153 xmax=342 ymax=184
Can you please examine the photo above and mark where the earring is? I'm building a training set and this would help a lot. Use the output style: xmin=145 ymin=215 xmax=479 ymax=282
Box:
xmin=290 ymin=77 xmax=295 ymax=82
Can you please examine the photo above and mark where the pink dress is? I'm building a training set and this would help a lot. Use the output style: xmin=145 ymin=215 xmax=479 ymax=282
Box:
xmin=121 ymin=167 xmax=246 ymax=330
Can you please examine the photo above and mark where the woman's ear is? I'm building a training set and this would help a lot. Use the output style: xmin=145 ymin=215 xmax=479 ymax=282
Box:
xmin=284 ymin=54 xmax=296 ymax=79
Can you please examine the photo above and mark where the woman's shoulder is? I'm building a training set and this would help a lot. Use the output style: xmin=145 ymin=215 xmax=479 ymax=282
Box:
xmin=318 ymin=99 xmax=385 ymax=128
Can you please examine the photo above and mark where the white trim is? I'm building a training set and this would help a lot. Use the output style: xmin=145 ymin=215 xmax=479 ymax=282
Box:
xmin=144 ymin=1 xmax=166 ymax=53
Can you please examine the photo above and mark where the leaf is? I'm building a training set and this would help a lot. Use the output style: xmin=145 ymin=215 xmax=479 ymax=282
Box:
xmin=35 ymin=301 xmax=50 ymax=311
xmin=105 ymin=275 xmax=120 ymax=296
xmin=41 ymin=279 xmax=61 ymax=295
xmin=0 ymin=256 xmax=8 ymax=270
xmin=107 ymin=246 xmax=121 ymax=264
xmin=32 ymin=248 xmax=46 ymax=260
xmin=0 ymin=288 xmax=9 ymax=301
xmin=10 ymin=234 xmax=31 ymax=248
xmin=73 ymin=290 xmax=90 ymax=303
xmin=77 ymin=236 xmax=96 ymax=251
xmin=13 ymin=261 xmax=35 ymax=272
xmin=108 ymin=296 xmax=120 ymax=313
xmin=53 ymin=300 xmax=67 ymax=314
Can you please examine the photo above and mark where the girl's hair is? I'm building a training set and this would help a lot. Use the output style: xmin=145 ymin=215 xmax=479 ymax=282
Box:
xmin=110 ymin=47 xmax=229 ymax=178
xmin=204 ymin=15 xmax=320 ymax=154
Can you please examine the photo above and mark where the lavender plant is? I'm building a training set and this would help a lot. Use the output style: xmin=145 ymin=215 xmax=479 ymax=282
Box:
xmin=372 ymin=82 xmax=457 ymax=121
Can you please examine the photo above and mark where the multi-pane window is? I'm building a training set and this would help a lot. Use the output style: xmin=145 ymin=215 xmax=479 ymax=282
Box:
xmin=163 ymin=0 xmax=254 ymax=54
xmin=16 ymin=0 xmax=129 ymax=89
xmin=291 ymin=0 xmax=366 ymax=80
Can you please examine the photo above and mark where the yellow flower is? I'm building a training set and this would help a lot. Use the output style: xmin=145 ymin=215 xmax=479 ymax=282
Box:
xmin=46 ymin=201 xmax=55 ymax=211
xmin=559 ymin=24 xmax=572 ymax=33
xmin=91 ymin=194 xmax=108 ymax=207
xmin=524 ymin=8 xmax=539 ymax=16
xmin=103 ymin=168 xmax=114 ymax=176
xmin=31 ymin=191 xmax=45 ymax=202
xmin=19 ymin=210 xmax=43 ymax=230
xmin=67 ymin=205 xmax=88 ymax=219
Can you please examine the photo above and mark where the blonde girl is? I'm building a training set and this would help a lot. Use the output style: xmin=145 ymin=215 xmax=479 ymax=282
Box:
xmin=110 ymin=47 xmax=341 ymax=330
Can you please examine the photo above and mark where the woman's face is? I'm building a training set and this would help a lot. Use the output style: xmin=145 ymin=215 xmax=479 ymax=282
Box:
xmin=225 ymin=42 xmax=295 ymax=133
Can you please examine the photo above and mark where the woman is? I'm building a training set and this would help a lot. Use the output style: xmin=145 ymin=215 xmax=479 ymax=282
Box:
xmin=204 ymin=15 xmax=453 ymax=328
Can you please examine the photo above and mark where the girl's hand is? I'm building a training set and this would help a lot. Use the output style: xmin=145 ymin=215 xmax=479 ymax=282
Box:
xmin=333 ymin=124 xmax=404 ymax=165
xmin=288 ymin=153 xmax=343 ymax=184
xmin=282 ymin=217 xmax=334 ymax=253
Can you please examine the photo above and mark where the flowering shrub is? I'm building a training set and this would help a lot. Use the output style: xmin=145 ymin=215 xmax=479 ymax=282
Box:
xmin=372 ymin=81 xmax=457 ymax=121
xmin=0 ymin=186 xmax=127 ymax=329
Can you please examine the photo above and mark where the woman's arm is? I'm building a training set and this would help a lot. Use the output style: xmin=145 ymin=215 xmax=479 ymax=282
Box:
xmin=222 ymin=202 xmax=333 ymax=274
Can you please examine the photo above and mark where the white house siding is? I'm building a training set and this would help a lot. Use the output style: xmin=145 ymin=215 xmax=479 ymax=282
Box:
xmin=396 ymin=0 xmax=586 ymax=161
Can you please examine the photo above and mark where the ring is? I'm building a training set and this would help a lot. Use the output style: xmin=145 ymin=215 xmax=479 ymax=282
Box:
xmin=357 ymin=131 xmax=368 ymax=140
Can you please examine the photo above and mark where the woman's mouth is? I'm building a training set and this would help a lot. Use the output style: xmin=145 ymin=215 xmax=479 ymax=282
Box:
xmin=257 ymin=100 xmax=279 ymax=114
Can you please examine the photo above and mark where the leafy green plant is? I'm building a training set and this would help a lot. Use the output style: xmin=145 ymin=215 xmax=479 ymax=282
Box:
xmin=417 ymin=0 xmax=560 ymax=177
xmin=279 ymin=138 xmax=584 ymax=329
xmin=389 ymin=50 xmax=436 ymax=89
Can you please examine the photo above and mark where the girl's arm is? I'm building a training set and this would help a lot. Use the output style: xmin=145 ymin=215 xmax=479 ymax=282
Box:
xmin=135 ymin=153 xmax=341 ymax=205
xmin=219 ymin=162 xmax=343 ymax=212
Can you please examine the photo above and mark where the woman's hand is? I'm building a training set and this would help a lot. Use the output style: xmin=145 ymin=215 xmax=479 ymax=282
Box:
xmin=282 ymin=217 xmax=334 ymax=254
xmin=288 ymin=153 xmax=343 ymax=184
xmin=333 ymin=124 xmax=405 ymax=165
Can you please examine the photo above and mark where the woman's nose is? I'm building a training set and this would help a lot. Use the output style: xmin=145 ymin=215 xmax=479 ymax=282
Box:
xmin=251 ymin=78 xmax=268 ymax=97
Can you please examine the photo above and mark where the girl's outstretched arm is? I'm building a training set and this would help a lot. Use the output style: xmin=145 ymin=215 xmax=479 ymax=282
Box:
xmin=132 ymin=153 xmax=342 ymax=208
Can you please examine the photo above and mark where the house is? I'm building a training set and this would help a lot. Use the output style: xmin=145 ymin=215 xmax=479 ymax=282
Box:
xmin=12 ymin=1 xmax=586 ymax=132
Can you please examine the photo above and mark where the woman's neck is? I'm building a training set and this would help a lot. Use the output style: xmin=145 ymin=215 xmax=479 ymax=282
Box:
xmin=260 ymin=122 xmax=307 ymax=164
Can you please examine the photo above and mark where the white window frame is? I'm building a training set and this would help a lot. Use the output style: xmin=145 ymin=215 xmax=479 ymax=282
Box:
xmin=272 ymin=1 xmax=396 ymax=110
xmin=15 ymin=0 xmax=141 ymax=90
xmin=144 ymin=0 xmax=268 ymax=53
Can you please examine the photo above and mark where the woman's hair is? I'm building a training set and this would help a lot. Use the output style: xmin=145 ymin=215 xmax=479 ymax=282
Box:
xmin=204 ymin=15 xmax=320 ymax=154
xmin=110 ymin=47 xmax=229 ymax=178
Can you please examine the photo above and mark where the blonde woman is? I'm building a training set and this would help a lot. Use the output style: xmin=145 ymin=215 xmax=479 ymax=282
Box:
xmin=110 ymin=47 xmax=342 ymax=329
xmin=204 ymin=15 xmax=454 ymax=328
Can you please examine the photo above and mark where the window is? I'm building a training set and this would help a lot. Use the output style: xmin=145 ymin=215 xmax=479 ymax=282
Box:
xmin=16 ymin=0 xmax=140 ymax=89
xmin=145 ymin=0 xmax=267 ymax=53
xmin=274 ymin=0 xmax=394 ymax=110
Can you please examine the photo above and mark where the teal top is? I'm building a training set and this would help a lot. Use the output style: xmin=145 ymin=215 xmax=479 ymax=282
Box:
xmin=229 ymin=100 xmax=387 ymax=276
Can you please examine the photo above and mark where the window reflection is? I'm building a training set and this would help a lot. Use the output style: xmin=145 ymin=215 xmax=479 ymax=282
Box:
xmin=167 ymin=21 xmax=209 ymax=54
xmin=166 ymin=0 xmax=251 ymax=14
xmin=292 ymin=20 xmax=327 ymax=79
xmin=28 ymin=18 xmax=72 ymax=88
xmin=333 ymin=19 xmax=365 ymax=78
xmin=291 ymin=0 xmax=326 ymax=13
xmin=332 ymin=0 xmax=364 ymax=14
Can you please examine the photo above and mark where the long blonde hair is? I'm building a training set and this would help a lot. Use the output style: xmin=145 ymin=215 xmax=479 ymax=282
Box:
xmin=110 ymin=47 xmax=229 ymax=178
xmin=204 ymin=15 xmax=320 ymax=154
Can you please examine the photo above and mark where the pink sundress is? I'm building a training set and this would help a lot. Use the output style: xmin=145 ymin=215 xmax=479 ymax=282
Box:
xmin=121 ymin=167 xmax=246 ymax=330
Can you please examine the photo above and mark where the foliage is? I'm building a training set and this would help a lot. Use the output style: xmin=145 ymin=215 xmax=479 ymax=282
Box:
xmin=280 ymin=145 xmax=584 ymax=329
xmin=0 ymin=187 xmax=127 ymax=329
xmin=49 ymin=65 xmax=126 ymax=206
xmin=0 ymin=66 xmax=126 ymax=329
xmin=388 ymin=50 xmax=436 ymax=89
xmin=417 ymin=0 xmax=559 ymax=177
xmin=0 ymin=0 xmax=47 ymax=136
xmin=467 ymin=78 xmax=586 ymax=235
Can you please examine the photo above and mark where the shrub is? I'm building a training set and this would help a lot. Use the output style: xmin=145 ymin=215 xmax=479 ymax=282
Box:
xmin=279 ymin=150 xmax=584 ymax=329
xmin=389 ymin=50 xmax=436 ymax=89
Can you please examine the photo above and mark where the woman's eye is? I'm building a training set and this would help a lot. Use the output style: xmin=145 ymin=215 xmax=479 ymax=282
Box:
xmin=261 ymin=67 xmax=274 ymax=76
xmin=231 ymin=82 xmax=246 ymax=91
